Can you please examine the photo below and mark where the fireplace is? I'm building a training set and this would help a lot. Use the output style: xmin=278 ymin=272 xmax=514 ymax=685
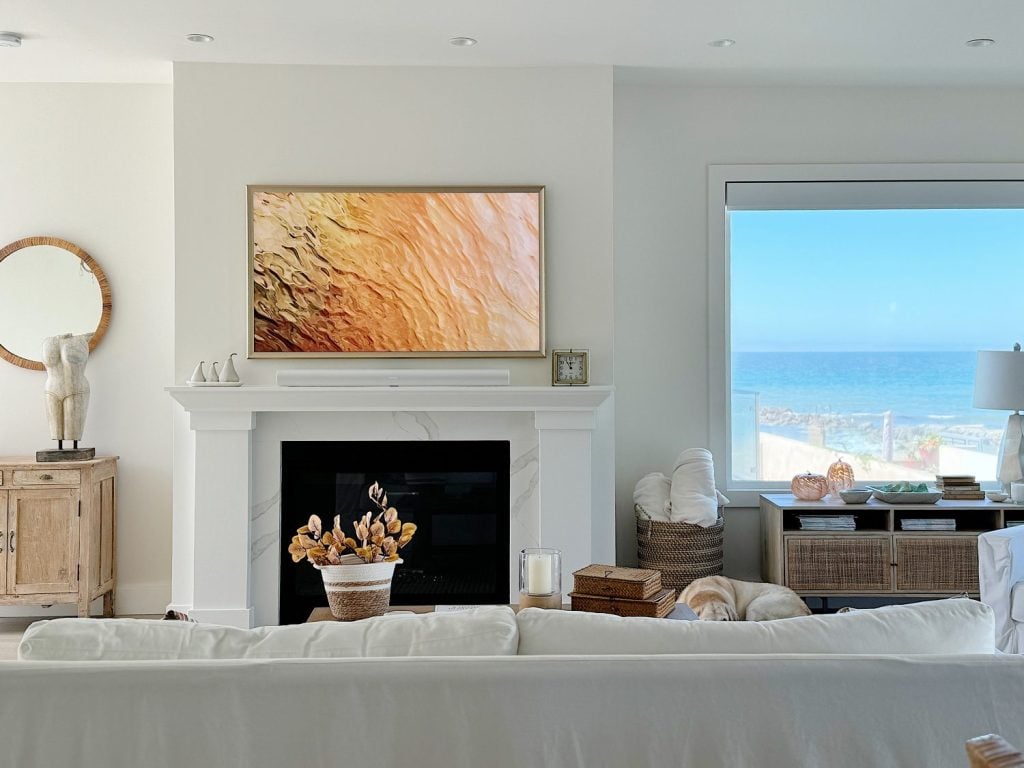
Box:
xmin=168 ymin=385 xmax=614 ymax=628
xmin=280 ymin=440 xmax=510 ymax=624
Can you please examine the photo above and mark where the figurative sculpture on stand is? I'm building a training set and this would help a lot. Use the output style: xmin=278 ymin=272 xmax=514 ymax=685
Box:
xmin=37 ymin=332 xmax=95 ymax=462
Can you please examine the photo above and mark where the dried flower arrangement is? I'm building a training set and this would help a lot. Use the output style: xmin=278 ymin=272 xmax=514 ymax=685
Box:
xmin=289 ymin=481 xmax=417 ymax=566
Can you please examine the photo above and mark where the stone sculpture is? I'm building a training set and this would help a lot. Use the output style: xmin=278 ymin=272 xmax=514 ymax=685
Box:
xmin=38 ymin=332 xmax=95 ymax=461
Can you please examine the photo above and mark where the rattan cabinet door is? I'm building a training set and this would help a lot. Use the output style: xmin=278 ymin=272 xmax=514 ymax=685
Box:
xmin=894 ymin=535 xmax=979 ymax=593
xmin=784 ymin=536 xmax=892 ymax=592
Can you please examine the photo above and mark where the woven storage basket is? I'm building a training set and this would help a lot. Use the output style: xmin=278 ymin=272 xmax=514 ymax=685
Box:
xmin=636 ymin=504 xmax=724 ymax=592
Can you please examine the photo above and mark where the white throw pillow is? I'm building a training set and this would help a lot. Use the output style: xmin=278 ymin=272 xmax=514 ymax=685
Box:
xmin=18 ymin=606 xmax=518 ymax=660
xmin=516 ymin=598 xmax=995 ymax=655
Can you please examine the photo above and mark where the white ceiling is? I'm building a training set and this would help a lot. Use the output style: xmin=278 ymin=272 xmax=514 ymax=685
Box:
xmin=1 ymin=0 xmax=1022 ymax=86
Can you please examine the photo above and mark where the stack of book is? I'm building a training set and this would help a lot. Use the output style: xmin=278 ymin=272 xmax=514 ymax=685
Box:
xmin=797 ymin=515 xmax=856 ymax=531
xmin=901 ymin=518 xmax=957 ymax=531
xmin=935 ymin=475 xmax=984 ymax=500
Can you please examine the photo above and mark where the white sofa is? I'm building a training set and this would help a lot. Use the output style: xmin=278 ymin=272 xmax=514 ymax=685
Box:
xmin=3 ymin=601 xmax=1023 ymax=768
xmin=979 ymin=524 xmax=1024 ymax=653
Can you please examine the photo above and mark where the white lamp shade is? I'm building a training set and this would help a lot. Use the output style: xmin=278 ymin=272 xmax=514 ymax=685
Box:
xmin=974 ymin=350 xmax=1024 ymax=410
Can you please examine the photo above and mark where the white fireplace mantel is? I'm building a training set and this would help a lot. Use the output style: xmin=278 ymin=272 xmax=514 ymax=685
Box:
xmin=168 ymin=385 xmax=614 ymax=627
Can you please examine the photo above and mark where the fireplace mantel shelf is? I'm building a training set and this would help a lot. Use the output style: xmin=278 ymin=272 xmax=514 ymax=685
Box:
xmin=167 ymin=385 xmax=613 ymax=414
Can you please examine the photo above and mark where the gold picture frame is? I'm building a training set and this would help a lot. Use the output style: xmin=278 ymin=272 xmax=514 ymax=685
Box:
xmin=247 ymin=185 xmax=545 ymax=358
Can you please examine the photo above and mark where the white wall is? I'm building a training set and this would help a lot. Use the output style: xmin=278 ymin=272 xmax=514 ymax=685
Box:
xmin=0 ymin=84 xmax=174 ymax=613
xmin=614 ymin=84 xmax=1024 ymax=576
xmin=172 ymin=64 xmax=614 ymax=386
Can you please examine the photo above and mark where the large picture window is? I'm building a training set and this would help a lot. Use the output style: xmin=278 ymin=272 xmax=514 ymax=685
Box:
xmin=715 ymin=173 xmax=1024 ymax=492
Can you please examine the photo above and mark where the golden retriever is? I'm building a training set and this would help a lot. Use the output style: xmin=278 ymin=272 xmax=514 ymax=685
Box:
xmin=680 ymin=575 xmax=811 ymax=621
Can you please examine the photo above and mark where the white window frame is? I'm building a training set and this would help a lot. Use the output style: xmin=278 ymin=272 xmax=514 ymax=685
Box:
xmin=708 ymin=163 xmax=1024 ymax=508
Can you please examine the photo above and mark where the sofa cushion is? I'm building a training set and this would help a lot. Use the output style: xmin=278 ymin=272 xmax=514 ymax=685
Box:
xmin=517 ymin=598 xmax=995 ymax=655
xmin=1012 ymin=583 xmax=1024 ymax=623
xmin=18 ymin=606 xmax=518 ymax=661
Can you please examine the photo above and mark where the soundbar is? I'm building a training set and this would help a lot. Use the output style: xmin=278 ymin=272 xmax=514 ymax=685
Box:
xmin=276 ymin=369 xmax=511 ymax=387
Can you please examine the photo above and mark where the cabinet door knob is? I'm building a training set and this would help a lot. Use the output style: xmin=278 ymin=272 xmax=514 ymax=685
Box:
xmin=39 ymin=474 xmax=53 ymax=481
xmin=9 ymin=531 xmax=14 ymax=552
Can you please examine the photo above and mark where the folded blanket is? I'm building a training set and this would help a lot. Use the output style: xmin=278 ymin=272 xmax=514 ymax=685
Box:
xmin=670 ymin=448 xmax=728 ymax=527
xmin=633 ymin=473 xmax=671 ymax=521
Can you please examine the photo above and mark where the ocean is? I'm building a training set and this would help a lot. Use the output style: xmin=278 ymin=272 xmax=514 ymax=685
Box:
xmin=732 ymin=351 xmax=1004 ymax=430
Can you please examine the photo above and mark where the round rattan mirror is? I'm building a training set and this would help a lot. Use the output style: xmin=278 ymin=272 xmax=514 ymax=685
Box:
xmin=0 ymin=237 xmax=111 ymax=371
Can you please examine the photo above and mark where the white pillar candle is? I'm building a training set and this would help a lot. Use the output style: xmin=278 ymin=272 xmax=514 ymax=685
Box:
xmin=526 ymin=553 xmax=553 ymax=595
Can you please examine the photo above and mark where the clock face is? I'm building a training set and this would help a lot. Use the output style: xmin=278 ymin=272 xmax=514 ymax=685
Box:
xmin=558 ymin=355 xmax=585 ymax=381
xmin=553 ymin=350 xmax=588 ymax=386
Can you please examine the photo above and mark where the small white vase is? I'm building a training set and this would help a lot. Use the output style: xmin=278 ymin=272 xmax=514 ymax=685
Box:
xmin=316 ymin=556 xmax=401 ymax=621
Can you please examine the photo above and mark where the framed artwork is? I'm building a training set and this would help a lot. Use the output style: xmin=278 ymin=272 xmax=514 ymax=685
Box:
xmin=248 ymin=186 xmax=545 ymax=357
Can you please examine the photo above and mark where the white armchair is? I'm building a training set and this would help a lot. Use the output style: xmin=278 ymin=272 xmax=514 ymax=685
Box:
xmin=979 ymin=525 xmax=1024 ymax=653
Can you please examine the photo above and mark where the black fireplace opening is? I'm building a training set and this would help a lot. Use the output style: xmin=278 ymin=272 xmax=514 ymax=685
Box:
xmin=279 ymin=440 xmax=510 ymax=625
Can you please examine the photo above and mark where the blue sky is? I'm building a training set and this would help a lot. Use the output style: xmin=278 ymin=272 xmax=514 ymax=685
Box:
xmin=731 ymin=209 xmax=1024 ymax=352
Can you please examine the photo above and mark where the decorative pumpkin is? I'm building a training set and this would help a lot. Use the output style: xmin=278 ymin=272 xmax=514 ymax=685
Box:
xmin=826 ymin=457 xmax=855 ymax=497
xmin=791 ymin=471 xmax=828 ymax=501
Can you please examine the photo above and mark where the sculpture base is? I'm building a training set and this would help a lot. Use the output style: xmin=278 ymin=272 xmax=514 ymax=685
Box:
xmin=36 ymin=448 xmax=96 ymax=462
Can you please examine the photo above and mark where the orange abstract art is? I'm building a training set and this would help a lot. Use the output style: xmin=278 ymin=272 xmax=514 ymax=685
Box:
xmin=249 ymin=187 xmax=544 ymax=356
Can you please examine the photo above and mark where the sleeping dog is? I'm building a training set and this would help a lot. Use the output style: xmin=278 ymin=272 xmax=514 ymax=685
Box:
xmin=680 ymin=576 xmax=811 ymax=621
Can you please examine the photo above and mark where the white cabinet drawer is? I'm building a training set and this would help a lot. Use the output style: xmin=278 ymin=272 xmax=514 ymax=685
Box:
xmin=12 ymin=469 xmax=81 ymax=486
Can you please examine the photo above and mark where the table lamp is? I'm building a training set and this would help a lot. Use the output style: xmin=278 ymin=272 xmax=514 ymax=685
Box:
xmin=974 ymin=344 xmax=1024 ymax=492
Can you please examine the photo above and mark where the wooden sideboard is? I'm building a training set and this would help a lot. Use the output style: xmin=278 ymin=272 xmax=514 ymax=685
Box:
xmin=761 ymin=493 xmax=1022 ymax=599
xmin=0 ymin=456 xmax=117 ymax=617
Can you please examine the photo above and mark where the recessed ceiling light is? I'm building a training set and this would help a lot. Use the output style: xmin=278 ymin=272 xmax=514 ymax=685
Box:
xmin=186 ymin=33 xmax=215 ymax=43
xmin=709 ymin=38 xmax=735 ymax=48
xmin=965 ymin=38 xmax=996 ymax=47
xmin=0 ymin=32 xmax=22 ymax=48
xmin=449 ymin=36 xmax=477 ymax=47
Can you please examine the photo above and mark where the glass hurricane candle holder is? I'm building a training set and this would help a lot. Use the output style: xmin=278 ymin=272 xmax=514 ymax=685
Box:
xmin=518 ymin=548 xmax=562 ymax=609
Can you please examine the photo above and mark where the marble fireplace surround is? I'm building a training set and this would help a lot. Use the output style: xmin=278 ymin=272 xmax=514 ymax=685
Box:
xmin=168 ymin=386 xmax=615 ymax=627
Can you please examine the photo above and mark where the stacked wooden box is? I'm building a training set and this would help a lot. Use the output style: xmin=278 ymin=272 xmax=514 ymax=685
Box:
xmin=569 ymin=564 xmax=677 ymax=618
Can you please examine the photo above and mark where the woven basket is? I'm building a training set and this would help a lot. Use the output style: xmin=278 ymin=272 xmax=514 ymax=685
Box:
xmin=636 ymin=505 xmax=724 ymax=592
xmin=316 ymin=558 xmax=399 ymax=621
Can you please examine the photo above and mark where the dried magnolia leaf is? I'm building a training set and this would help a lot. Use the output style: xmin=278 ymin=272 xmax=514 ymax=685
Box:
xmin=386 ymin=519 xmax=401 ymax=534
xmin=401 ymin=522 xmax=417 ymax=537
xmin=382 ymin=538 xmax=398 ymax=556
xmin=355 ymin=523 xmax=369 ymax=541
xmin=370 ymin=521 xmax=385 ymax=538
xmin=344 ymin=537 xmax=358 ymax=550
xmin=385 ymin=553 xmax=400 ymax=562
xmin=333 ymin=514 xmax=342 ymax=532
xmin=288 ymin=536 xmax=307 ymax=563
xmin=308 ymin=515 xmax=322 ymax=537
xmin=297 ymin=526 xmax=310 ymax=535
xmin=321 ymin=531 xmax=335 ymax=547
xmin=384 ymin=508 xmax=398 ymax=523
xmin=398 ymin=534 xmax=412 ymax=548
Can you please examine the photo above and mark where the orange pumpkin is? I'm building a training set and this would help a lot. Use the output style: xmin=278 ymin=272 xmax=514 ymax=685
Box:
xmin=791 ymin=472 xmax=828 ymax=501
xmin=826 ymin=458 xmax=855 ymax=497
